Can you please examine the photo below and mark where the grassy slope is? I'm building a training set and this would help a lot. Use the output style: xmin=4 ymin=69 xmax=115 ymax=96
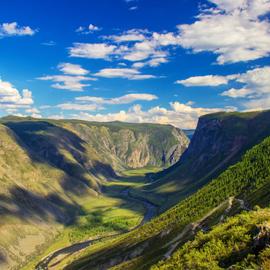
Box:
xmin=152 ymin=208 xmax=270 ymax=270
xmin=63 ymin=132 xmax=270 ymax=270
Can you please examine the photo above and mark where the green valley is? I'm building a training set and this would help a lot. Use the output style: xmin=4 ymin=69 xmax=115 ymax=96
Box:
xmin=0 ymin=117 xmax=187 ymax=270
xmin=1 ymin=110 xmax=270 ymax=270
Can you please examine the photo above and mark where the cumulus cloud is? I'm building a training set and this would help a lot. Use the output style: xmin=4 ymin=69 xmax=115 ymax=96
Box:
xmin=0 ymin=78 xmax=34 ymax=111
xmin=68 ymin=1 xmax=270 ymax=67
xmin=221 ymin=88 xmax=253 ymax=98
xmin=69 ymin=43 xmax=117 ymax=59
xmin=69 ymin=30 xmax=175 ymax=66
xmin=94 ymin=68 xmax=156 ymax=80
xmin=177 ymin=0 xmax=270 ymax=64
xmin=67 ymin=101 xmax=232 ymax=129
xmin=0 ymin=22 xmax=36 ymax=37
xmin=238 ymin=66 xmax=270 ymax=109
xmin=176 ymin=66 xmax=270 ymax=110
xmin=58 ymin=63 xmax=89 ymax=75
xmin=220 ymin=66 xmax=270 ymax=103
xmin=176 ymin=75 xmax=231 ymax=86
xmin=237 ymin=66 xmax=270 ymax=94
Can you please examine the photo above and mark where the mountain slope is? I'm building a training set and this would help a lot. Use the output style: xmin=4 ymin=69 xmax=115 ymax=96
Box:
xmin=152 ymin=208 xmax=270 ymax=270
xmin=144 ymin=110 xmax=270 ymax=209
xmin=63 ymin=114 xmax=270 ymax=270
xmin=0 ymin=117 xmax=188 ymax=270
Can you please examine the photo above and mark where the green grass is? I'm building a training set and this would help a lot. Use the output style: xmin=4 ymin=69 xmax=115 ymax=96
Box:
xmin=21 ymin=168 xmax=158 ymax=270
xmin=63 ymin=135 xmax=270 ymax=270
xmin=21 ymin=194 xmax=145 ymax=270
xmin=152 ymin=208 xmax=270 ymax=270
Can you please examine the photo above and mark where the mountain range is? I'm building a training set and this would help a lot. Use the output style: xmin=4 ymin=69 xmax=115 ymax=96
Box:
xmin=1 ymin=110 xmax=270 ymax=270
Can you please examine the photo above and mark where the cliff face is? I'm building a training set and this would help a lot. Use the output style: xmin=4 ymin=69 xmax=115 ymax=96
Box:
xmin=149 ymin=110 xmax=270 ymax=207
xmin=1 ymin=119 xmax=189 ymax=178
xmin=59 ymin=121 xmax=189 ymax=170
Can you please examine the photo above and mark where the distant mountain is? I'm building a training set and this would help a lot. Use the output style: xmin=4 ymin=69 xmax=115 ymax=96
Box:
xmin=63 ymin=110 xmax=270 ymax=270
xmin=0 ymin=117 xmax=188 ymax=269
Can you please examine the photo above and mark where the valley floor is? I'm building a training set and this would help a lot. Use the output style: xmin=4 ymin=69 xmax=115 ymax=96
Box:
xmin=22 ymin=167 xmax=161 ymax=270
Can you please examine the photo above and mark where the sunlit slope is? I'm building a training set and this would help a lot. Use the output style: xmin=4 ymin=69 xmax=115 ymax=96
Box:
xmin=64 ymin=132 xmax=270 ymax=270
xmin=152 ymin=208 xmax=270 ymax=270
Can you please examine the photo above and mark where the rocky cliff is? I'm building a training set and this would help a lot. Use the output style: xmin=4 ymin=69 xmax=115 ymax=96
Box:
xmin=148 ymin=110 xmax=270 ymax=208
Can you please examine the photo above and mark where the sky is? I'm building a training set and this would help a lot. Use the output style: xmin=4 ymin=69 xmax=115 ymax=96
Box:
xmin=0 ymin=0 xmax=269 ymax=129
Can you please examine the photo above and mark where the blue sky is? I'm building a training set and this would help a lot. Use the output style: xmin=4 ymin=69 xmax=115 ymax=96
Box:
xmin=0 ymin=0 xmax=269 ymax=128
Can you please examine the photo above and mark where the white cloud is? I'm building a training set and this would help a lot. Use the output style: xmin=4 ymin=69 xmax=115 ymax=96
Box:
xmin=221 ymin=66 xmax=270 ymax=104
xmin=237 ymin=66 xmax=270 ymax=109
xmin=0 ymin=78 xmax=34 ymax=110
xmin=76 ymin=93 xmax=158 ymax=104
xmin=176 ymin=66 xmax=270 ymax=110
xmin=88 ymin=24 xmax=101 ymax=31
xmin=76 ymin=24 xmax=101 ymax=34
xmin=68 ymin=1 xmax=270 ymax=67
xmin=58 ymin=63 xmax=89 ymax=75
xmin=176 ymin=75 xmax=230 ymax=86
xmin=243 ymin=96 xmax=270 ymax=110
xmin=221 ymin=88 xmax=253 ymax=98
xmin=0 ymin=22 xmax=36 ymax=37
xmin=94 ymin=68 xmax=156 ymax=80
xmin=132 ymin=57 xmax=168 ymax=68
xmin=70 ymin=30 xmax=174 ymax=66
xmin=38 ymin=63 xmax=95 ymax=91
xmin=237 ymin=66 xmax=270 ymax=94
xmin=66 ymin=101 xmax=232 ymax=129
xmin=122 ymin=39 xmax=167 ymax=62
xmin=106 ymin=29 xmax=147 ymax=43
xmin=38 ymin=75 xmax=95 ymax=91
xmin=56 ymin=93 xmax=157 ymax=112
xmin=57 ymin=103 xmax=102 ymax=111
xmin=69 ymin=43 xmax=117 ymax=59
xmin=177 ymin=0 xmax=270 ymax=64
xmin=129 ymin=6 xmax=138 ymax=10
